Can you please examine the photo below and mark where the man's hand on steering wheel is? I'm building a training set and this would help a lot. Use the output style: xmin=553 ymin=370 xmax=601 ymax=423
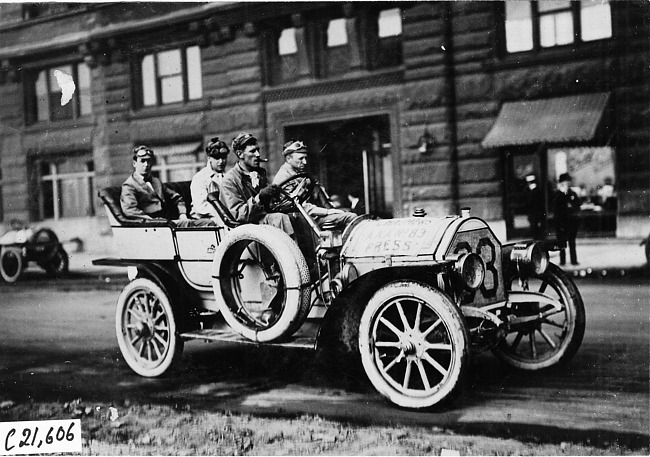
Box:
xmin=269 ymin=173 xmax=315 ymax=213
xmin=258 ymin=184 xmax=282 ymax=207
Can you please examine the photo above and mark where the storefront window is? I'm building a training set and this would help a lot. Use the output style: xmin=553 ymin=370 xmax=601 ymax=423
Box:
xmin=548 ymin=147 xmax=617 ymax=235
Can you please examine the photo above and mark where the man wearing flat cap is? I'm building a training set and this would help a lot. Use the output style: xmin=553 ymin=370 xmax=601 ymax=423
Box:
xmin=220 ymin=133 xmax=294 ymax=236
xmin=190 ymin=137 xmax=229 ymax=221
xmin=273 ymin=140 xmax=356 ymax=229
xmin=553 ymin=172 xmax=581 ymax=265
xmin=121 ymin=145 xmax=214 ymax=227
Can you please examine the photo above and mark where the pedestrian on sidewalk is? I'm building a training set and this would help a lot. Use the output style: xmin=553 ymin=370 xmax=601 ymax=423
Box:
xmin=553 ymin=173 xmax=581 ymax=265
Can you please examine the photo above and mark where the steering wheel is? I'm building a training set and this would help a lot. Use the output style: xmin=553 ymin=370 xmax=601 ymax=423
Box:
xmin=268 ymin=172 xmax=315 ymax=213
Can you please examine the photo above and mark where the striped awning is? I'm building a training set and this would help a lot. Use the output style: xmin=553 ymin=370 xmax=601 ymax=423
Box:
xmin=152 ymin=141 xmax=203 ymax=156
xmin=482 ymin=93 xmax=610 ymax=148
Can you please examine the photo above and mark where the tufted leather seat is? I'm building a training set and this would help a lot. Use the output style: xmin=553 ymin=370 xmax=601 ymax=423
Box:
xmin=99 ymin=181 xmax=241 ymax=228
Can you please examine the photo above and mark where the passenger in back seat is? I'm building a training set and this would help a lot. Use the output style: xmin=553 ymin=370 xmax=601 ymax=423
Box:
xmin=120 ymin=145 xmax=215 ymax=228
xmin=190 ymin=137 xmax=229 ymax=223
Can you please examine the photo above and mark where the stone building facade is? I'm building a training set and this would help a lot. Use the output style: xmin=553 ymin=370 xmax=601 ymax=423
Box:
xmin=0 ymin=2 xmax=647 ymax=252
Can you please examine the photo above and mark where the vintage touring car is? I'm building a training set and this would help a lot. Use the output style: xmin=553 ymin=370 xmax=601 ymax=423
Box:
xmin=94 ymin=174 xmax=585 ymax=409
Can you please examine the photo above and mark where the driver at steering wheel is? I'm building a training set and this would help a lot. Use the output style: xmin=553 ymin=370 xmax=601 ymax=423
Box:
xmin=220 ymin=133 xmax=295 ymax=238
xmin=273 ymin=140 xmax=356 ymax=229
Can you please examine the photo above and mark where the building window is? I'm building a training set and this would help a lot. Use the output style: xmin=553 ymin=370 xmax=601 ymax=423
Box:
xmin=38 ymin=155 xmax=95 ymax=220
xmin=504 ymin=0 xmax=612 ymax=53
xmin=139 ymin=45 xmax=203 ymax=107
xmin=373 ymin=7 xmax=403 ymax=69
xmin=150 ymin=142 xmax=204 ymax=183
xmin=28 ymin=63 xmax=91 ymax=124
xmin=327 ymin=18 xmax=348 ymax=47
xmin=278 ymin=28 xmax=298 ymax=56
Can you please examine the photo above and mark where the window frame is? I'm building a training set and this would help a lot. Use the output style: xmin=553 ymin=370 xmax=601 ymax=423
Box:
xmin=502 ymin=1 xmax=612 ymax=55
xmin=135 ymin=45 xmax=203 ymax=108
xmin=37 ymin=155 xmax=95 ymax=221
xmin=25 ymin=62 xmax=92 ymax=125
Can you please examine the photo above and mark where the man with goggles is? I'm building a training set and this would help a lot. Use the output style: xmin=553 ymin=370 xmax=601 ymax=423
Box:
xmin=273 ymin=140 xmax=356 ymax=229
xmin=190 ymin=137 xmax=230 ymax=221
xmin=120 ymin=145 xmax=214 ymax=227
xmin=220 ymin=132 xmax=295 ymax=237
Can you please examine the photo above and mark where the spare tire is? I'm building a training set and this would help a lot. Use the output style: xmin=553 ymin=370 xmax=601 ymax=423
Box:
xmin=212 ymin=224 xmax=311 ymax=343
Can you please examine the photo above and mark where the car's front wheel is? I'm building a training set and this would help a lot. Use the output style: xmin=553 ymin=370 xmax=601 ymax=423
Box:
xmin=43 ymin=246 xmax=69 ymax=276
xmin=115 ymin=278 xmax=184 ymax=377
xmin=494 ymin=263 xmax=585 ymax=370
xmin=359 ymin=280 xmax=470 ymax=409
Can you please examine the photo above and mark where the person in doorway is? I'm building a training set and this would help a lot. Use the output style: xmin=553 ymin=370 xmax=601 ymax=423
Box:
xmin=272 ymin=140 xmax=356 ymax=229
xmin=120 ymin=145 xmax=214 ymax=227
xmin=190 ymin=137 xmax=229 ymax=221
xmin=525 ymin=174 xmax=546 ymax=240
xmin=553 ymin=173 xmax=581 ymax=265
xmin=220 ymin=132 xmax=294 ymax=237
xmin=347 ymin=188 xmax=366 ymax=216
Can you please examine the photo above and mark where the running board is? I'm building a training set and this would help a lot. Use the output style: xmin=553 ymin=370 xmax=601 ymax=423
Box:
xmin=179 ymin=322 xmax=319 ymax=350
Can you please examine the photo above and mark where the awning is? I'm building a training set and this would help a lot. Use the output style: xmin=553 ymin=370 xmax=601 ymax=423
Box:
xmin=481 ymin=93 xmax=610 ymax=148
xmin=152 ymin=142 xmax=203 ymax=156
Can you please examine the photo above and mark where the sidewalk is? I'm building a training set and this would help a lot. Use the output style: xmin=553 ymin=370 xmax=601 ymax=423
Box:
xmin=550 ymin=237 xmax=648 ymax=279
xmin=65 ymin=237 xmax=649 ymax=284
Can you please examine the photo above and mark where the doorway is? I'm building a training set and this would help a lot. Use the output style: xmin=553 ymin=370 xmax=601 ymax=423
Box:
xmin=284 ymin=115 xmax=394 ymax=218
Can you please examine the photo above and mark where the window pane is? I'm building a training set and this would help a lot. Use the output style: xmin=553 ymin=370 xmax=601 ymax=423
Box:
xmin=278 ymin=28 xmax=297 ymax=56
xmin=61 ymin=177 xmax=90 ymax=217
xmin=540 ymin=11 xmax=574 ymax=47
xmin=48 ymin=65 xmax=72 ymax=92
xmin=161 ymin=75 xmax=183 ymax=104
xmin=327 ymin=18 xmax=348 ymax=47
xmin=157 ymin=49 xmax=182 ymax=77
xmin=35 ymin=70 xmax=49 ymax=121
xmin=186 ymin=46 xmax=203 ymax=100
xmin=378 ymin=8 xmax=402 ymax=38
xmin=581 ymin=0 xmax=612 ymax=41
xmin=505 ymin=1 xmax=533 ymax=53
xmin=538 ymin=1 xmax=571 ymax=13
xmin=77 ymin=63 xmax=92 ymax=115
xmin=142 ymin=54 xmax=157 ymax=106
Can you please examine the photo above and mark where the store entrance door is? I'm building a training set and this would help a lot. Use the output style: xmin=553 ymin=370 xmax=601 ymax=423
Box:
xmin=504 ymin=148 xmax=548 ymax=240
xmin=284 ymin=115 xmax=394 ymax=218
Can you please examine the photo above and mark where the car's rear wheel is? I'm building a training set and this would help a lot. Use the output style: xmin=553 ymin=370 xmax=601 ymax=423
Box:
xmin=359 ymin=280 xmax=470 ymax=409
xmin=44 ymin=246 xmax=69 ymax=276
xmin=212 ymin=225 xmax=311 ymax=343
xmin=494 ymin=263 xmax=585 ymax=370
xmin=115 ymin=278 xmax=184 ymax=377
xmin=0 ymin=247 xmax=24 ymax=283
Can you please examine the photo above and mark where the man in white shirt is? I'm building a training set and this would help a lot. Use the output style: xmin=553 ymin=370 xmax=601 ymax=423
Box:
xmin=190 ymin=137 xmax=229 ymax=221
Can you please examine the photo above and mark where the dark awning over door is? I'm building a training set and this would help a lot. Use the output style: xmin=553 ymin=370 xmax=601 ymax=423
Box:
xmin=481 ymin=93 xmax=610 ymax=148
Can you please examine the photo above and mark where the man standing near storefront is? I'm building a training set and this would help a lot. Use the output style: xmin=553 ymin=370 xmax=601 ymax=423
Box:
xmin=553 ymin=173 xmax=581 ymax=265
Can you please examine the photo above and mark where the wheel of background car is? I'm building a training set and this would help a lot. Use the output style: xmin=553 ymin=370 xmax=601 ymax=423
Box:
xmin=0 ymin=247 xmax=24 ymax=283
xmin=115 ymin=278 xmax=184 ymax=377
xmin=359 ymin=280 xmax=470 ymax=409
xmin=44 ymin=246 xmax=69 ymax=276
xmin=212 ymin=224 xmax=311 ymax=343
xmin=494 ymin=263 xmax=586 ymax=370
xmin=32 ymin=228 xmax=59 ymax=244
xmin=268 ymin=172 xmax=315 ymax=213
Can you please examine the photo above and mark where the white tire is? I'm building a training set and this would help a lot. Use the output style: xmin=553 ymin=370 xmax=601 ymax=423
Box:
xmin=0 ymin=247 xmax=24 ymax=283
xmin=115 ymin=278 xmax=183 ymax=377
xmin=359 ymin=280 xmax=469 ymax=409
xmin=212 ymin=224 xmax=311 ymax=343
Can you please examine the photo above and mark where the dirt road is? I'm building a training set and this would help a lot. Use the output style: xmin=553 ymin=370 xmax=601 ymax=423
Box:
xmin=0 ymin=276 xmax=648 ymax=453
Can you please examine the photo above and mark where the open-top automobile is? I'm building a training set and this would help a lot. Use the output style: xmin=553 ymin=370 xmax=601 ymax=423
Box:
xmin=94 ymin=174 xmax=585 ymax=409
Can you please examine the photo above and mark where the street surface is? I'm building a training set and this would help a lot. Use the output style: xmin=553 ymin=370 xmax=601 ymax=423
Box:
xmin=0 ymin=273 xmax=648 ymax=450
